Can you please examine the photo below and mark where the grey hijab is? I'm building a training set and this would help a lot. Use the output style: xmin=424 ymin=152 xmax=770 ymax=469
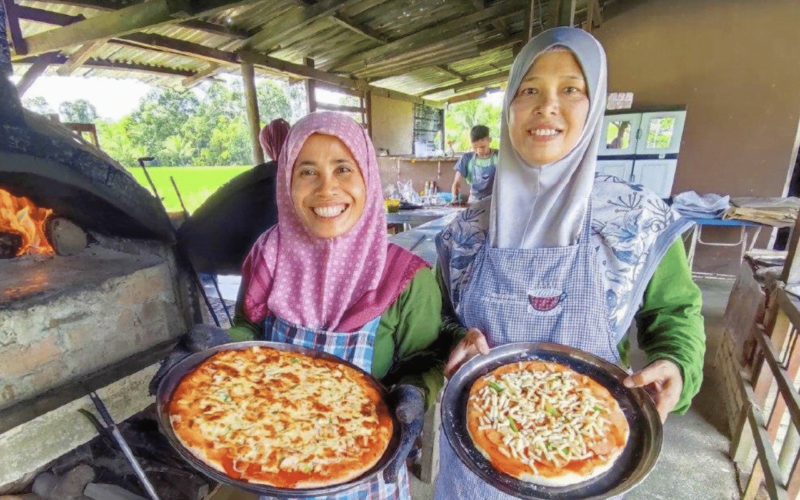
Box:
xmin=490 ymin=28 xmax=607 ymax=248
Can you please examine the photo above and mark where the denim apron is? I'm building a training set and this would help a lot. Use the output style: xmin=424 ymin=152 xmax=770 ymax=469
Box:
xmin=434 ymin=209 xmax=623 ymax=500
xmin=258 ymin=315 xmax=411 ymax=500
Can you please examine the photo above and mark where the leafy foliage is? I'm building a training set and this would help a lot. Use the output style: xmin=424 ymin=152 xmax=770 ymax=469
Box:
xmin=444 ymin=98 xmax=501 ymax=152
xmin=59 ymin=99 xmax=98 ymax=123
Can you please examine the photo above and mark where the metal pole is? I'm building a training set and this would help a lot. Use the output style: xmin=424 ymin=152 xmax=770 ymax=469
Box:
xmin=138 ymin=159 xmax=221 ymax=327
xmin=88 ymin=392 xmax=162 ymax=500
xmin=170 ymin=176 xmax=232 ymax=324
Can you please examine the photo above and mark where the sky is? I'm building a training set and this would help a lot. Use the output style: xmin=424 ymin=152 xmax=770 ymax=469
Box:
xmin=12 ymin=75 xmax=157 ymax=121
xmin=10 ymin=73 xmax=503 ymax=121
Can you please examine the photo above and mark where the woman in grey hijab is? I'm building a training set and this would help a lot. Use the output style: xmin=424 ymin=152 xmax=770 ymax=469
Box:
xmin=434 ymin=27 xmax=705 ymax=499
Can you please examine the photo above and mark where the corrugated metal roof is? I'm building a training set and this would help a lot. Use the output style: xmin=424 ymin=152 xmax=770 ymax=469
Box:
xmin=9 ymin=0 xmax=610 ymax=99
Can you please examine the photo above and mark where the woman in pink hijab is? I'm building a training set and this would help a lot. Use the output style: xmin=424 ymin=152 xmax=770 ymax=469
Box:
xmin=231 ymin=112 xmax=444 ymax=499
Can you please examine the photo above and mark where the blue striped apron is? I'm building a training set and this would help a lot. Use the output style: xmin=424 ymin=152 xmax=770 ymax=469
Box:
xmin=434 ymin=208 xmax=623 ymax=500
xmin=258 ymin=315 xmax=411 ymax=500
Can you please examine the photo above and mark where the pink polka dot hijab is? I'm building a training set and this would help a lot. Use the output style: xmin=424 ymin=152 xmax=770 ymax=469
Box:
xmin=241 ymin=112 xmax=428 ymax=332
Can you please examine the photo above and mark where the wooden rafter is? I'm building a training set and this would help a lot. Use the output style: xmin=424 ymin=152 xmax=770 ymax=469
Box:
xmin=422 ymin=70 xmax=509 ymax=98
xmin=447 ymin=88 xmax=488 ymax=104
xmin=2 ymin=0 xmax=26 ymax=54
xmin=243 ymin=0 xmax=358 ymax=52
xmin=56 ymin=38 xmax=106 ymax=76
xmin=16 ymin=53 xmax=197 ymax=77
xmin=239 ymin=50 xmax=363 ymax=90
xmin=327 ymin=0 xmax=521 ymax=74
xmin=14 ymin=0 xmax=250 ymax=58
xmin=329 ymin=13 xmax=388 ymax=44
xmin=14 ymin=5 xmax=85 ymax=26
xmin=437 ymin=65 xmax=466 ymax=81
xmin=182 ymin=62 xmax=220 ymax=88
xmin=15 ymin=51 xmax=59 ymax=96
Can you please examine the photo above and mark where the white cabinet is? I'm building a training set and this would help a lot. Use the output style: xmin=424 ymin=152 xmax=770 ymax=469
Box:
xmin=632 ymin=160 xmax=678 ymax=199
xmin=597 ymin=108 xmax=686 ymax=199
xmin=597 ymin=160 xmax=634 ymax=180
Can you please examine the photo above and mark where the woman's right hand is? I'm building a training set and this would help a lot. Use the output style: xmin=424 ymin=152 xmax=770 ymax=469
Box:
xmin=445 ymin=328 xmax=490 ymax=378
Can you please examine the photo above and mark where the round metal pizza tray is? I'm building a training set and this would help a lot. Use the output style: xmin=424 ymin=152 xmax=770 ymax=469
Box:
xmin=441 ymin=342 xmax=663 ymax=500
xmin=155 ymin=340 xmax=402 ymax=498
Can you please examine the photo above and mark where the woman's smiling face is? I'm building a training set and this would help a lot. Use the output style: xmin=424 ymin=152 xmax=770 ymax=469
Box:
xmin=291 ymin=133 xmax=366 ymax=239
xmin=508 ymin=49 xmax=590 ymax=167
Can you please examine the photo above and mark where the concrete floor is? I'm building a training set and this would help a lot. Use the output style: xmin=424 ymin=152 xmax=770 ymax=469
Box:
xmin=409 ymin=278 xmax=742 ymax=500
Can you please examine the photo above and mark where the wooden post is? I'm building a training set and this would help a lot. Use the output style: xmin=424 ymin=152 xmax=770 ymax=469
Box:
xmin=528 ymin=0 xmax=535 ymax=41
xmin=365 ymin=90 xmax=373 ymax=137
xmin=241 ymin=61 xmax=264 ymax=165
xmin=305 ymin=57 xmax=316 ymax=113
xmin=783 ymin=210 xmax=800 ymax=284
xmin=16 ymin=52 xmax=58 ymax=97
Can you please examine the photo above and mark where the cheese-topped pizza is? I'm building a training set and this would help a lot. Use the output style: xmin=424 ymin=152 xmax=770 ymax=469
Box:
xmin=466 ymin=361 xmax=629 ymax=486
xmin=168 ymin=346 xmax=393 ymax=488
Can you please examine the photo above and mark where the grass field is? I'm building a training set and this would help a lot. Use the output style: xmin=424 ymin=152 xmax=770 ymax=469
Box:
xmin=127 ymin=166 xmax=252 ymax=213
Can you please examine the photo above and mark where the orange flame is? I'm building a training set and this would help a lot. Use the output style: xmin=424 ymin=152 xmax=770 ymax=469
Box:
xmin=0 ymin=189 xmax=55 ymax=256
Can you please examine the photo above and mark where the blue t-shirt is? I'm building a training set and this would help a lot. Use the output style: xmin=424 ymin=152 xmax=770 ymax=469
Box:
xmin=454 ymin=150 xmax=498 ymax=200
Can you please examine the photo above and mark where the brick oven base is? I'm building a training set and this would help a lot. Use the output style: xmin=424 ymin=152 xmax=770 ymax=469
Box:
xmin=0 ymin=243 xmax=196 ymax=490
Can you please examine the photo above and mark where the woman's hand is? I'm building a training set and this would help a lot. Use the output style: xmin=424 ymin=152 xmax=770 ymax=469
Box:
xmin=445 ymin=328 xmax=490 ymax=378
xmin=623 ymin=359 xmax=683 ymax=422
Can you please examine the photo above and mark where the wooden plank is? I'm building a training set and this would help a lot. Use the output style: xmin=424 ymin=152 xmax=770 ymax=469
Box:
xmin=243 ymin=0 xmax=357 ymax=52
xmin=56 ymin=38 xmax=106 ymax=76
xmin=15 ymin=5 xmax=85 ymax=26
xmin=747 ymin=405 xmax=791 ymax=500
xmin=18 ymin=0 xmax=249 ymax=58
xmin=447 ymin=88 xmax=488 ymax=104
xmin=329 ymin=13 xmax=388 ymax=44
xmin=742 ymin=460 xmax=764 ymax=500
xmin=316 ymin=102 xmax=364 ymax=114
xmin=117 ymin=32 xmax=238 ymax=64
xmin=437 ymin=65 xmax=466 ymax=81
xmin=777 ymin=288 xmax=800 ymax=333
xmin=365 ymin=90 xmax=372 ymax=138
xmin=240 ymin=49 xmax=364 ymax=91
xmin=241 ymin=62 xmax=264 ymax=165
xmin=732 ymin=402 xmax=755 ymax=465
xmin=768 ymin=333 xmax=800 ymax=440
xmin=182 ymin=62 xmax=220 ymax=88
xmin=15 ymin=51 xmax=58 ymax=96
xmin=329 ymin=0 xmax=522 ymax=74
xmin=787 ymin=446 xmax=800 ymax=498
xmin=2 ymin=0 xmax=27 ymax=55
xmin=16 ymin=53 xmax=196 ymax=77
xmin=316 ymin=81 xmax=364 ymax=98
xmin=782 ymin=209 xmax=800 ymax=283
xmin=423 ymin=71 xmax=509 ymax=97
xmin=754 ymin=323 xmax=800 ymax=436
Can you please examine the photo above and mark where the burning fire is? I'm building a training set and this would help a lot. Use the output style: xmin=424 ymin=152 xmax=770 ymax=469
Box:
xmin=0 ymin=188 xmax=55 ymax=257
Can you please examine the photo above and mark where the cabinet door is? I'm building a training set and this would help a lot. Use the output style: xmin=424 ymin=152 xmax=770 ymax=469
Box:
xmin=598 ymin=113 xmax=641 ymax=156
xmin=635 ymin=111 xmax=686 ymax=156
xmin=632 ymin=160 xmax=677 ymax=198
xmin=596 ymin=160 xmax=634 ymax=181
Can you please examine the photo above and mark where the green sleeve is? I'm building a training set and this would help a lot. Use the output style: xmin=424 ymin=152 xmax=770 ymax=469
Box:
xmin=377 ymin=268 xmax=447 ymax=410
xmin=631 ymin=239 xmax=706 ymax=415
xmin=435 ymin=263 xmax=469 ymax=349
xmin=227 ymin=283 xmax=262 ymax=342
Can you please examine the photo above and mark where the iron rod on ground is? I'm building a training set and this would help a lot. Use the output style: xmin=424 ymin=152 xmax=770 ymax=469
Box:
xmin=170 ymin=176 xmax=233 ymax=325
xmin=138 ymin=159 xmax=221 ymax=327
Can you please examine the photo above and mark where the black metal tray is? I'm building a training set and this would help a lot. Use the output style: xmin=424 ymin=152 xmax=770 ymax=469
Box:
xmin=155 ymin=341 xmax=401 ymax=498
xmin=441 ymin=342 xmax=662 ymax=500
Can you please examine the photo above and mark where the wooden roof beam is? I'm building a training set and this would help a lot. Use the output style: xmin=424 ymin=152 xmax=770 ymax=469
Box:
xmin=329 ymin=13 xmax=388 ymax=45
xmin=327 ymin=0 xmax=522 ymax=74
xmin=437 ymin=65 xmax=466 ymax=81
xmin=15 ymin=53 xmax=197 ymax=77
xmin=13 ymin=0 xmax=249 ymax=58
xmin=422 ymin=70 xmax=509 ymax=97
xmin=56 ymin=38 xmax=106 ymax=76
xmin=2 ymin=0 xmax=27 ymax=54
xmin=182 ymin=62 xmax=220 ymax=88
xmin=239 ymin=49 xmax=364 ymax=90
xmin=15 ymin=51 xmax=59 ymax=96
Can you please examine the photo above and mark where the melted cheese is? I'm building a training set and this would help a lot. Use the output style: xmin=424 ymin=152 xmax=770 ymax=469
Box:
xmin=169 ymin=346 xmax=392 ymax=487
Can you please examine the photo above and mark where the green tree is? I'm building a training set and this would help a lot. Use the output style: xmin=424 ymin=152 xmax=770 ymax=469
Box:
xmin=129 ymin=88 xmax=199 ymax=160
xmin=22 ymin=96 xmax=54 ymax=115
xmin=444 ymin=98 xmax=501 ymax=152
xmin=59 ymin=99 xmax=98 ymax=123
xmin=257 ymin=79 xmax=293 ymax=124
xmin=96 ymin=117 xmax=145 ymax=168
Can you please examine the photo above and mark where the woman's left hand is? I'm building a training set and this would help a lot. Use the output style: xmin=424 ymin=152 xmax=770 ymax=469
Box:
xmin=623 ymin=359 xmax=683 ymax=423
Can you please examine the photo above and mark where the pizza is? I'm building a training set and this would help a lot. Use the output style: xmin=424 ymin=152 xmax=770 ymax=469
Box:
xmin=168 ymin=345 xmax=393 ymax=488
xmin=466 ymin=361 xmax=629 ymax=486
